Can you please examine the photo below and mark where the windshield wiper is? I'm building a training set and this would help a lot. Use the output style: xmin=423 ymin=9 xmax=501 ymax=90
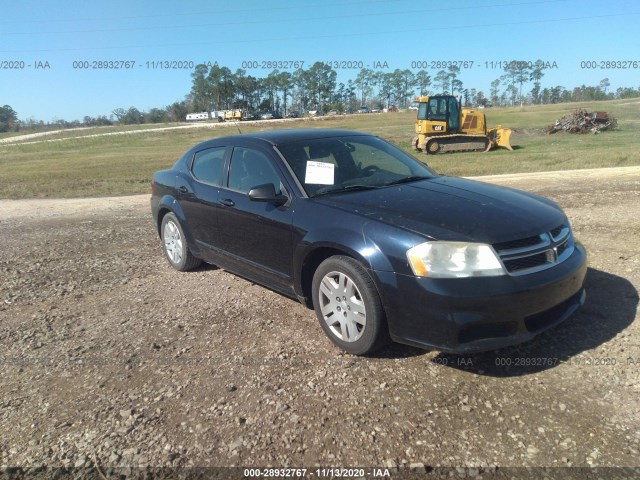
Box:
xmin=312 ymin=184 xmax=382 ymax=197
xmin=383 ymin=175 xmax=431 ymax=186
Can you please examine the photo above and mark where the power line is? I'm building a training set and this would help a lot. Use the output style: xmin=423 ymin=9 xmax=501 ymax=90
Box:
xmin=0 ymin=0 xmax=405 ymax=25
xmin=1 ymin=0 xmax=566 ymax=34
xmin=0 ymin=11 xmax=634 ymax=54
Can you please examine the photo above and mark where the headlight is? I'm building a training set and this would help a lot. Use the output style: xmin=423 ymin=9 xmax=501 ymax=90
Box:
xmin=406 ymin=241 xmax=506 ymax=278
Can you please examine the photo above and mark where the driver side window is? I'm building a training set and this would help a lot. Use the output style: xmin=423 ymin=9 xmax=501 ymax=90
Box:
xmin=228 ymin=147 xmax=282 ymax=194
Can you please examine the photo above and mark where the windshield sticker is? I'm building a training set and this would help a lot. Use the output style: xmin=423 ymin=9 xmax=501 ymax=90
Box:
xmin=305 ymin=161 xmax=335 ymax=185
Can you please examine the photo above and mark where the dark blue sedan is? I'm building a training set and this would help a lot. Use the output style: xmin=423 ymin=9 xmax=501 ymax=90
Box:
xmin=151 ymin=129 xmax=587 ymax=355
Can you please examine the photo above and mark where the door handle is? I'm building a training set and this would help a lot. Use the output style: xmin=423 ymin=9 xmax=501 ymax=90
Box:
xmin=177 ymin=185 xmax=189 ymax=193
xmin=219 ymin=198 xmax=235 ymax=207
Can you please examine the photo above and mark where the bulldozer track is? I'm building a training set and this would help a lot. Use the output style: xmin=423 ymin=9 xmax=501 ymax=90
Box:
xmin=420 ymin=134 xmax=491 ymax=154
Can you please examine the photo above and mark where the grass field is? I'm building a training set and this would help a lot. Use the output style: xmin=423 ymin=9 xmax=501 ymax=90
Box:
xmin=1 ymin=98 xmax=638 ymax=198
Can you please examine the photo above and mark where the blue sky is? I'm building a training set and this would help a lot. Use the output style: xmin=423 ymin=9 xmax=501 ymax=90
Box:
xmin=1 ymin=0 xmax=639 ymax=121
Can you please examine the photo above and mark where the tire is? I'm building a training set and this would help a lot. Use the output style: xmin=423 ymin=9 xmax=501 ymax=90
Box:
xmin=312 ymin=256 xmax=388 ymax=355
xmin=160 ymin=212 xmax=202 ymax=271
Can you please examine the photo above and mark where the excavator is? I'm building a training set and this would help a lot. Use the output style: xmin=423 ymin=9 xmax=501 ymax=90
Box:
xmin=412 ymin=95 xmax=513 ymax=154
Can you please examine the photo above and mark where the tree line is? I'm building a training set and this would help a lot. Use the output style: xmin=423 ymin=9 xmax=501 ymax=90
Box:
xmin=3 ymin=60 xmax=639 ymax=131
xmin=185 ymin=62 xmax=423 ymax=116
xmin=182 ymin=60 xmax=639 ymax=116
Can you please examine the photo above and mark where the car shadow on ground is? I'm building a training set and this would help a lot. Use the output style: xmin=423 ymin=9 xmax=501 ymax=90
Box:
xmin=373 ymin=268 xmax=638 ymax=375
xmin=194 ymin=262 xmax=219 ymax=272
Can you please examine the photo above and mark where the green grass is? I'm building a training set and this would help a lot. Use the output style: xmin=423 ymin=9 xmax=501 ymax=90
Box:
xmin=1 ymin=98 xmax=639 ymax=199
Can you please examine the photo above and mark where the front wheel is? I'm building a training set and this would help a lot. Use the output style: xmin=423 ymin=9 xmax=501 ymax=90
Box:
xmin=312 ymin=256 xmax=388 ymax=355
xmin=160 ymin=212 xmax=202 ymax=271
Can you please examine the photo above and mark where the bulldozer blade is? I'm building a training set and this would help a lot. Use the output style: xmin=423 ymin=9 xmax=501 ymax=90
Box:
xmin=492 ymin=126 xmax=513 ymax=151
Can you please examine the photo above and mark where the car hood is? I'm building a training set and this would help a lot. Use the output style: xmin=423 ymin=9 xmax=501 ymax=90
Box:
xmin=312 ymin=176 xmax=566 ymax=243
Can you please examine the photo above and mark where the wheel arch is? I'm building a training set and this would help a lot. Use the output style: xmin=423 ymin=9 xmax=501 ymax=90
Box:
xmin=154 ymin=195 xmax=201 ymax=259
xmin=155 ymin=195 xmax=187 ymax=235
xmin=156 ymin=207 xmax=172 ymax=237
xmin=296 ymin=244 xmax=376 ymax=310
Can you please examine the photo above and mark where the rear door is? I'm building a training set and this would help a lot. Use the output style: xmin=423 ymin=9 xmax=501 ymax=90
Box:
xmin=177 ymin=145 xmax=228 ymax=256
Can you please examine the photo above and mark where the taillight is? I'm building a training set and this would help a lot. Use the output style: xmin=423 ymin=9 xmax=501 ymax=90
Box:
xmin=150 ymin=178 xmax=155 ymax=193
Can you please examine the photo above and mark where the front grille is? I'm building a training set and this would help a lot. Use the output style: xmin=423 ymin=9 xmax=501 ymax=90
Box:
xmin=503 ymin=252 xmax=549 ymax=273
xmin=493 ymin=234 xmax=545 ymax=251
xmin=494 ymin=223 xmax=574 ymax=275
xmin=556 ymin=238 xmax=569 ymax=256
xmin=550 ymin=225 xmax=564 ymax=238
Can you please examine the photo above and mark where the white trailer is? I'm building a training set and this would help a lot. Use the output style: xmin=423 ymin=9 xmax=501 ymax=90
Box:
xmin=185 ymin=112 xmax=210 ymax=121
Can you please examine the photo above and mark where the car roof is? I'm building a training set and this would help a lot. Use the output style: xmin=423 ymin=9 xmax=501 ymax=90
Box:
xmin=204 ymin=129 xmax=371 ymax=147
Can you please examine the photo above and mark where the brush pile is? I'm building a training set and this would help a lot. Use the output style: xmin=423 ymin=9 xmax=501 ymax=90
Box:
xmin=546 ymin=109 xmax=617 ymax=134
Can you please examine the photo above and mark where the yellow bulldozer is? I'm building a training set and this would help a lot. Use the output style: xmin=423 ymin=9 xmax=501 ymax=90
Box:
xmin=412 ymin=95 xmax=513 ymax=154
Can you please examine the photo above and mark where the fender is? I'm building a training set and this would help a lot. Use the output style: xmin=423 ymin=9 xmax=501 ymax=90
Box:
xmin=362 ymin=221 xmax=428 ymax=274
xmin=292 ymin=227 xmax=370 ymax=301
xmin=154 ymin=194 xmax=203 ymax=258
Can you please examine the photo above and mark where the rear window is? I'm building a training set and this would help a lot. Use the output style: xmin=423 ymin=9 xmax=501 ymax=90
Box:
xmin=191 ymin=147 xmax=226 ymax=185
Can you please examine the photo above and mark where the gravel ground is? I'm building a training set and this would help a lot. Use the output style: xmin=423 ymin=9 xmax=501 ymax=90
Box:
xmin=1 ymin=167 xmax=639 ymax=474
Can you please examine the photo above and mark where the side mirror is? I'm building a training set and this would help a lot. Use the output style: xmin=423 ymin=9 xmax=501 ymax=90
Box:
xmin=248 ymin=183 xmax=288 ymax=206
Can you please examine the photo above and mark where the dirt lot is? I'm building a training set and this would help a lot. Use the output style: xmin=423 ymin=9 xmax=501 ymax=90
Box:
xmin=1 ymin=167 xmax=639 ymax=474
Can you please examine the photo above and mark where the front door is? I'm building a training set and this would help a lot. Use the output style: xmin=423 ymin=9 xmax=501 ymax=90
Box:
xmin=216 ymin=146 xmax=295 ymax=294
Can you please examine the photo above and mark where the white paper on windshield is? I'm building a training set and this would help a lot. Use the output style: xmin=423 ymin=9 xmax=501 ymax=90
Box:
xmin=305 ymin=161 xmax=335 ymax=185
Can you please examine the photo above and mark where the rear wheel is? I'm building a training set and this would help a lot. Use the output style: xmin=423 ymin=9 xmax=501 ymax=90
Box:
xmin=312 ymin=256 xmax=388 ymax=355
xmin=412 ymin=136 xmax=422 ymax=152
xmin=161 ymin=213 xmax=202 ymax=271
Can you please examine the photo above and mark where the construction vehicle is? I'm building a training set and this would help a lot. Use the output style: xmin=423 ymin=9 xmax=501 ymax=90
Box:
xmin=412 ymin=95 xmax=513 ymax=154
xmin=185 ymin=109 xmax=244 ymax=122
xmin=212 ymin=109 xmax=243 ymax=122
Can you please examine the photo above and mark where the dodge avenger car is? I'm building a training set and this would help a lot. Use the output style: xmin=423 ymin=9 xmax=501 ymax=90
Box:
xmin=151 ymin=129 xmax=587 ymax=355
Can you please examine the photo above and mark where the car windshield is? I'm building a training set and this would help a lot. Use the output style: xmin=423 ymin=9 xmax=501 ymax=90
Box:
xmin=276 ymin=135 xmax=435 ymax=197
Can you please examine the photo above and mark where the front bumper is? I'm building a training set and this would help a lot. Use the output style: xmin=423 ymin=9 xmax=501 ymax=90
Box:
xmin=376 ymin=242 xmax=588 ymax=353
